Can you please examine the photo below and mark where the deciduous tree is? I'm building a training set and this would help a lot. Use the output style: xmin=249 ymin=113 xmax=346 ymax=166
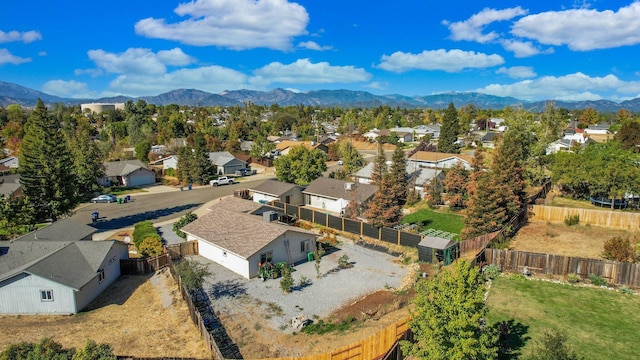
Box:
xmin=400 ymin=260 xmax=497 ymax=359
xmin=274 ymin=146 xmax=327 ymax=185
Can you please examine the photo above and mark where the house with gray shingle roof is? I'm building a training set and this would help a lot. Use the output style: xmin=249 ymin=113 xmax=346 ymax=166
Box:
xmin=249 ymin=180 xmax=304 ymax=205
xmin=302 ymin=177 xmax=376 ymax=216
xmin=0 ymin=239 xmax=128 ymax=314
xmin=182 ymin=198 xmax=317 ymax=279
xmin=14 ymin=218 xmax=97 ymax=242
xmin=99 ymin=159 xmax=156 ymax=187
xmin=0 ymin=174 xmax=22 ymax=199
xmin=208 ymin=151 xmax=247 ymax=175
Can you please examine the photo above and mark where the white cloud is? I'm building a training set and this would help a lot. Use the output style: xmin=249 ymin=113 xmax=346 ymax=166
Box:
xmin=377 ymin=49 xmax=504 ymax=73
xmin=0 ymin=30 xmax=42 ymax=43
xmin=477 ymin=72 xmax=640 ymax=101
xmin=496 ymin=66 xmax=536 ymax=79
xmin=107 ymin=66 xmax=250 ymax=96
xmin=500 ymin=39 xmax=554 ymax=58
xmin=41 ymin=80 xmax=94 ymax=98
xmin=0 ymin=49 xmax=31 ymax=65
xmin=252 ymin=58 xmax=371 ymax=84
xmin=87 ymin=48 xmax=194 ymax=75
xmin=298 ymin=41 xmax=333 ymax=51
xmin=512 ymin=2 xmax=640 ymax=51
xmin=38 ymin=51 xmax=47 ymax=57
xmin=134 ymin=0 xmax=309 ymax=50
xmin=365 ymin=81 xmax=386 ymax=90
xmin=445 ymin=7 xmax=527 ymax=43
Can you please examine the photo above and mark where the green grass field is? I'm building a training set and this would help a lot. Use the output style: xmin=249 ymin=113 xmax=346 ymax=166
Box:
xmin=486 ymin=275 xmax=640 ymax=359
xmin=402 ymin=208 xmax=463 ymax=236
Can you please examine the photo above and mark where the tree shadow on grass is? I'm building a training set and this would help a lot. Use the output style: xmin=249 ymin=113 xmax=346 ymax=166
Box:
xmin=91 ymin=203 xmax=201 ymax=231
xmin=493 ymin=320 xmax=530 ymax=359
xmin=209 ymin=279 xmax=248 ymax=299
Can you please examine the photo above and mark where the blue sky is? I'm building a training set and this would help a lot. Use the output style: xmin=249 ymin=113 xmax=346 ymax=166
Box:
xmin=1 ymin=0 xmax=640 ymax=101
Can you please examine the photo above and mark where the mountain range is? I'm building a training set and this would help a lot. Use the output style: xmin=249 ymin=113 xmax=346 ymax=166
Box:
xmin=1 ymin=80 xmax=639 ymax=112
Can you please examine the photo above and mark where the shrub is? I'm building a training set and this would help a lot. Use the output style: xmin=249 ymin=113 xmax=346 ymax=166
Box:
xmin=173 ymin=211 xmax=198 ymax=239
xmin=164 ymin=168 xmax=176 ymax=177
xmin=138 ymin=236 xmax=164 ymax=257
xmin=338 ymin=254 xmax=352 ymax=269
xmin=564 ymin=214 xmax=580 ymax=226
xmin=280 ymin=264 xmax=293 ymax=294
xmin=588 ymin=273 xmax=607 ymax=286
xmin=619 ymin=286 xmax=634 ymax=295
xmin=174 ymin=259 xmax=211 ymax=291
xmin=603 ymin=236 xmax=635 ymax=262
xmin=483 ymin=264 xmax=501 ymax=279
xmin=133 ymin=221 xmax=157 ymax=247
xmin=566 ymin=273 xmax=580 ymax=283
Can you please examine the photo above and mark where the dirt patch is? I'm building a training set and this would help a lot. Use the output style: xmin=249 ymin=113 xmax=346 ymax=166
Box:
xmin=510 ymin=220 xmax=640 ymax=259
xmin=0 ymin=269 xmax=209 ymax=358
xmin=216 ymin=262 xmax=432 ymax=359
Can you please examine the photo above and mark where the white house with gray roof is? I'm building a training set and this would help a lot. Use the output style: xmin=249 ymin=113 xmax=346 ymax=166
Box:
xmin=0 ymin=240 xmax=128 ymax=314
xmin=302 ymin=177 xmax=376 ymax=216
xmin=181 ymin=198 xmax=316 ymax=279
xmin=250 ymin=179 xmax=304 ymax=205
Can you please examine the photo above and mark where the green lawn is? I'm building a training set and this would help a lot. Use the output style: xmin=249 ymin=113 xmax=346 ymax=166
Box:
xmin=486 ymin=275 xmax=640 ymax=359
xmin=402 ymin=208 xmax=463 ymax=236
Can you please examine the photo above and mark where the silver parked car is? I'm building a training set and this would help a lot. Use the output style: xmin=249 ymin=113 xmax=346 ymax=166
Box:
xmin=91 ymin=194 xmax=118 ymax=203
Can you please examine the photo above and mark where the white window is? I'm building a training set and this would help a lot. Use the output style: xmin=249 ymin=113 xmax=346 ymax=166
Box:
xmin=260 ymin=251 xmax=273 ymax=264
xmin=301 ymin=240 xmax=310 ymax=253
xmin=40 ymin=290 xmax=53 ymax=302
xmin=98 ymin=269 xmax=105 ymax=283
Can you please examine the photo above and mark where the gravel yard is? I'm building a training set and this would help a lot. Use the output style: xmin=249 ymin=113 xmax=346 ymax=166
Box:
xmin=191 ymin=237 xmax=409 ymax=332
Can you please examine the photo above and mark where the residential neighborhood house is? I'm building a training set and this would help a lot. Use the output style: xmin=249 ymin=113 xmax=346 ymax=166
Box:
xmin=0 ymin=156 xmax=19 ymax=169
xmin=181 ymin=197 xmax=317 ymax=279
xmin=302 ymin=177 xmax=377 ymax=216
xmin=99 ymin=160 xmax=156 ymax=187
xmin=408 ymin=151 xmax=473 ymax=170
xmin=250 ymin=179 xmax=304 ymax=205
xmin=209 ymin=151 xmax=247 ymax=175
xmin=0 ymin=218 xmax=128 ymax=314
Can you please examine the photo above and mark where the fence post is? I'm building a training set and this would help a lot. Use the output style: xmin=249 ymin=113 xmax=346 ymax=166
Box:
xmin=378 ymin=227 xmax=382 ymax=241
xmin=397 ymin=230 xmax=401 ymax=246
xmin=360 ymin=221 xmax=363 ymax=238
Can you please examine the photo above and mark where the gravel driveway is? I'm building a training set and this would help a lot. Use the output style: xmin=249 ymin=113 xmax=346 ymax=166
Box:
xmin=190 ymin=237 xmax=409 ymax=332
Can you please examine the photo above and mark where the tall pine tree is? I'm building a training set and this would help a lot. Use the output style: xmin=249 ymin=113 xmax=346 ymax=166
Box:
xmin=389 ymin=145 xmax=408 ymax=204
xmin=438 ymin=102 xmax=460 ymax=154
xmin=69 ymin=117 xmax=104 ymax=198
xmin=20 ymin=99 xmax=77 ymax=222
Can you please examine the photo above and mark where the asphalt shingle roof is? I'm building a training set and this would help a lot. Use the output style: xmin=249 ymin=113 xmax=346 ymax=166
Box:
xmin=0 ymin=240 xmax=123 ymax=289
xmin=249 ymin=180 xmax=301 ymax=197
xmin=302 ymin=177 xmax=376 ymax=204
xmin=14 ymin=218 xmax=96 ymax=242
xmin=182 ymin=207 xmax=315 ymax=259
xmin=104 ymin=160 xmax=147 ymax=177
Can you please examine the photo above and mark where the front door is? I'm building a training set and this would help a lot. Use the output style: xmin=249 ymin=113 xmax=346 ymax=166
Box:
xmin=285 ymin=195 xmax=290 ymax=204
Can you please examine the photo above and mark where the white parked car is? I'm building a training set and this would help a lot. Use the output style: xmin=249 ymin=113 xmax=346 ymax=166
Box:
xmin=209 ymin=176 xmax=236 ymax=186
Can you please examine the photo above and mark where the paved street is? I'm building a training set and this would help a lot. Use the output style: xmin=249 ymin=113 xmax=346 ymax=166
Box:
xmin=72 ymin=178 xmax=268 ymax=235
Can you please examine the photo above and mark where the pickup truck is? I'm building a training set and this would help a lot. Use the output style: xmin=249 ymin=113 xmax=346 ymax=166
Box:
xmin=209 ymin=176 xmax=236 ymax=186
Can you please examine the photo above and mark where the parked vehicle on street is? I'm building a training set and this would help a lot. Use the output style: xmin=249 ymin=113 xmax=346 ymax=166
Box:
xmin=91 ymin=194 xmax=118 ymax=203
xmin=209 ymin=176 xmax=236 ymax=186
xmin=235 ymin=168 xmax=255 ymax=176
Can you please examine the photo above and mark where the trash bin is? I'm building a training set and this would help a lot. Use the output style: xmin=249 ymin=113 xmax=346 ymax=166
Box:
xmin=180 ymin=186 xmax=183 ymax=191
xmin=91 ymin=212 xmax=99 ymax=223
xmin=117 ymin=197 xmax=122 ymax=204
xmin=188 ymin=184 xmax=192 ymax=190
xmin=307 ymin=252 xmax=314 ymax=262
xmin=125 ymin=195 xmax=131 ymax=202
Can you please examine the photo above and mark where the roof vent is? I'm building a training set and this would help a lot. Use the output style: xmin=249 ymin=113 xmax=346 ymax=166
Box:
xmin=344 ymin=182 xmax=355 ymax=191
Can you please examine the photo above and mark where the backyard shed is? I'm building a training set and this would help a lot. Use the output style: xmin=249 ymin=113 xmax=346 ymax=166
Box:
xmin=418 ymin=236 xmax=459 ymax=265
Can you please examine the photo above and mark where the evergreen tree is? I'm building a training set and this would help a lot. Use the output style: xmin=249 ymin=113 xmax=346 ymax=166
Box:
xmin=363 ymin=172 xmax=402 ymax=227
xmin=19 ymin=99 xmax=77 ymax=222
xmin=438 ymin=102 xmax=460 ymax=153
xmin=389 ymin=145 xmax=408 ymax=204
xmin=490 ymin=134 xmax=527 ymax=220
xmin=400 ymin=261 xmax=498 ymax=359
xmin=176 ymin=146 xmax=196 ymax=185
xmin=192 ymin=132 xmax=215 ymax=185
xmin=134 ymin=141 xmax=151 ymax=163
xmin=370 ymin=143 xmax=387 ymax=186
xmin=461 ymin=171 xmax=511 ymax=239
xmin=443 ymin=162 xmax=469 ymax=209
xmin=69 ymin=117 xmax=104 ymax=198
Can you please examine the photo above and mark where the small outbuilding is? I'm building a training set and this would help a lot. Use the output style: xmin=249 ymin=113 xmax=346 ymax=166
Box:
xmin=417 ymin=236 xmax=459 ymax=265
xmin=250 ymin=179 xmax=304 ymax=205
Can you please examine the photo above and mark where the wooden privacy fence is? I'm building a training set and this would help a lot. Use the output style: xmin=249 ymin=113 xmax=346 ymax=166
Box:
xmin=273 ymin=201 xmax=422 ymax=248
xmin=530 ymin=205 xmax=640 ymax=230
xmin=262 ymin=318 xmax=409 ymax=360
xmin=120 ymin=242 xmax=199 ymax=275
xmin=485 ymin=248 xmax=640 ymax=287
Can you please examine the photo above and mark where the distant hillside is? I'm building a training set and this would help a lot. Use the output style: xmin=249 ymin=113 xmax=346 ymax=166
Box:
xmin=1 ymin=80 xmax=640 ymax=112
